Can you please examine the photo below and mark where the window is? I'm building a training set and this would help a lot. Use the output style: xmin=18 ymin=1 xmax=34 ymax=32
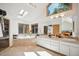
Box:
xmin=47 ymin=3 xmax=72 ymax=16
xmin=31 ymin=24 xmax=38 ymax=34
xmin=19 ymin=24 xmax=29 ymax=34
xmin=19 ymin=24 xmax=24 ymax=34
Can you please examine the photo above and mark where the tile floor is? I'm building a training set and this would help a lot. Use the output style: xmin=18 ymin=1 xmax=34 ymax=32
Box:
xmin=0 ymin=39 xmax=63 ymax=56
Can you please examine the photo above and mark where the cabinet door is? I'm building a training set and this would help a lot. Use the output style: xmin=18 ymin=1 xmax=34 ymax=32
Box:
xmin=50 ymin=45 xmax=59 ymax=52
xmin=50 ymin=41 xmax=59 ymax=52
xmin=60 ymin=44 xmax=70 ymax=55
xmin=37 ymin=39 xmax=43 ymax=45
xmin=36 ymin=39 xmax=50 ymax=49
xmin=43 ymin=43 xmax=50 ymax=49
xmin=70 ymin=46 xmax=79 ymax=56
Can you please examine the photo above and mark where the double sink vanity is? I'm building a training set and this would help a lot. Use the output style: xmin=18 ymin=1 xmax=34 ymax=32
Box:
xmin=36 ymin=36 xmax=79 ymax=56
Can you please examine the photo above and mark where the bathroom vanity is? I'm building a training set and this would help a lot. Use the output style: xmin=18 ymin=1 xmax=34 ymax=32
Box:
xmin=36 ymin=36 xmax=79 ymax=56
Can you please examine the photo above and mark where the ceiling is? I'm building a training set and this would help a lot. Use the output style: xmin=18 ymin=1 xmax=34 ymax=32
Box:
xmin=0 ymin=3 xmax=77 ymax=24
xmin=0 ymin=3 xmax=48 ymax=21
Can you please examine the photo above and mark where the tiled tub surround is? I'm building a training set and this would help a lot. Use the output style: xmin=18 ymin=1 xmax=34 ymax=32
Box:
xmin=36 ymin=36 xmax=79 ymax=56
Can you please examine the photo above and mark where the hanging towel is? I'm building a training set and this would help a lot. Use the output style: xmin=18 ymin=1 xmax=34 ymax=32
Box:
xmin=0 ymin=23 xmax=3 ymax=37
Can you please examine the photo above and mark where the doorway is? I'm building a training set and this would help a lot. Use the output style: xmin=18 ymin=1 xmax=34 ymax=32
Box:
xmin=31 ymin=24 xmax=38 ymax=34
xmin=53 ymin=24 xmax=60 ymax=36
xmin=44 ymin=26 xmax=48 ymax=35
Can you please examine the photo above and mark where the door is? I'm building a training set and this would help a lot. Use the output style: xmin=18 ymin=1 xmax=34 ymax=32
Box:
xmin=60 ymin=43 xmax=70 ymax=55
xmin=53 ymin=24 xmax=60 ymax=36
xmin=44 ymin=26 xmax=48 ymax=35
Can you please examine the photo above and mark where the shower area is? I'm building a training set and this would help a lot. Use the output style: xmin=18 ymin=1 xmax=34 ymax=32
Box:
xmin=0 ymin=9 xmax=9 ymax=48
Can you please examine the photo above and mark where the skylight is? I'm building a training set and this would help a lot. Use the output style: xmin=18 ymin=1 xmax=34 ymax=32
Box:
xmin=19 ymin=9 xmax=24 ymax=16
xmin=48 ymin=3 xmax=72 ymax=16
xmin=48 ymin=3 xmax=60 ymax=15
xmin=18 ymin=9 xmax=28 ymax=18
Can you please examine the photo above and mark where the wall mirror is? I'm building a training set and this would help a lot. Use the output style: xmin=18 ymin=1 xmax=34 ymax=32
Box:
xmin=61 ymin=17 xmax=73 ymax=36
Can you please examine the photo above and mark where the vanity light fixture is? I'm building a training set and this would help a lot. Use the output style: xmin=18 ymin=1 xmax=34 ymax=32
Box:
xmin=60 ymin=13 xmax=64 ymax=17
xmin=55 ymin=15 xmax=59 ymax=18
xmin=50 ymin=13 xmax=65 ymax=19
xmin=50 ymin=16 xmax=54 ymax=19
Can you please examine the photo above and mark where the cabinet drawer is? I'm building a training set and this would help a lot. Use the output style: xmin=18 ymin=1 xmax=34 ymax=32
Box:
xmin=60 ymin=44 xmax=70 ymax=55
xmin=70 ymin=46 xmax=79 ymax=56
xmin=51 ymin=41 xmax=59 ymax=46
xmin=44 ymin=43 xmax=50 ymax=49
xmin=50 ymin=45 xmax=59 ymax=52
xmin=43 ymin=39 xmax=50 ymax=42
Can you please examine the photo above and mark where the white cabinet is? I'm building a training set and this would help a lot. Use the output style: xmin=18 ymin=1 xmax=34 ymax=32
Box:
xmin=60 ymin=42 xmax=70 ymax=55
xmin=50 ymin=40 xmax=60 ymax=52
xmin=36 ymin=38 xmax=45 ymax=46
xmin=36 ymin=37 xmax=79 ymax=56
xmin=43 ymin=43 xmax=50 ymax=49
xmin=36 ymin=38 xmax=51 ymax=49
xmin=70 ymin=46 xmax=79 ymax=56
xmin=37 ymin=41 xmax=43 ymax=46
xmin=50 ymin=44 xmax=59 ymax=52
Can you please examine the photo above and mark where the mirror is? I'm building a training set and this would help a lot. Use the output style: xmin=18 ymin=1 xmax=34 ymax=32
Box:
xmin=61 ymin=17 xmax=73 ymax=36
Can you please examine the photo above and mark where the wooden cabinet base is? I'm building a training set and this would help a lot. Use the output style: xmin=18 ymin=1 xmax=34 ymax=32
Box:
xmin=0 ymin=39 xmax=9 ymax=48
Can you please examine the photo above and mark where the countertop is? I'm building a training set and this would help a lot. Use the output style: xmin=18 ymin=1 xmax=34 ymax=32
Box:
xmin=37 ymin=36 xmax=79 ymax=47
xmin=0 ymin=36 xmax=9 ymax=40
